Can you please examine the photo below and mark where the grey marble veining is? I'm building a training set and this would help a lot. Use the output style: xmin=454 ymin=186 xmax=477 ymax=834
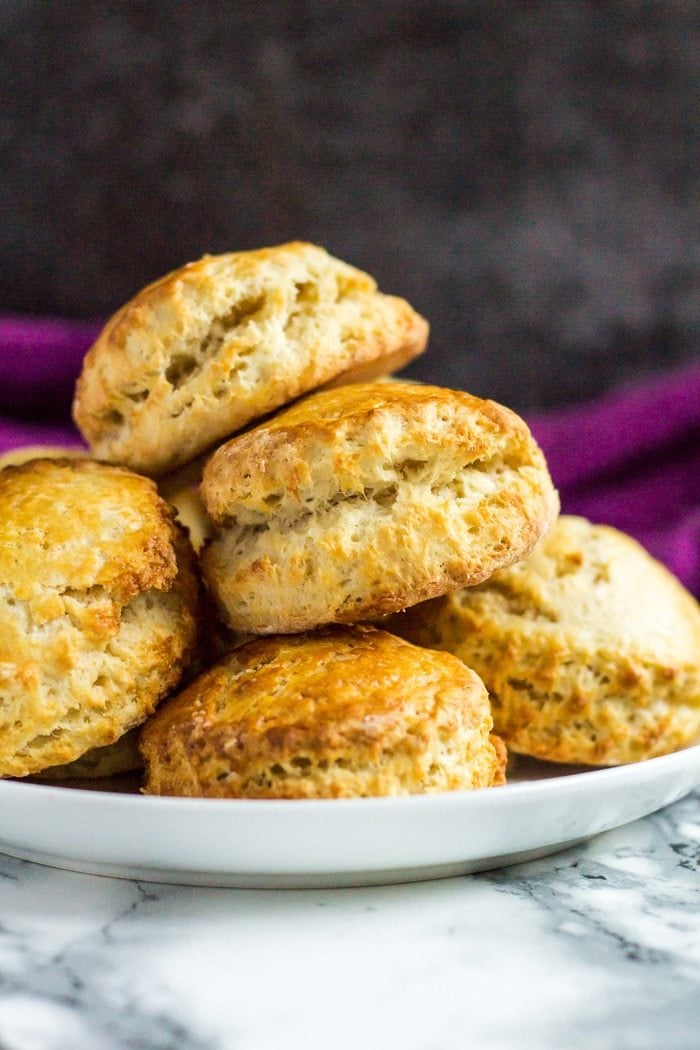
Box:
xmin=0 ymin=793 xmax=698 ymax=1050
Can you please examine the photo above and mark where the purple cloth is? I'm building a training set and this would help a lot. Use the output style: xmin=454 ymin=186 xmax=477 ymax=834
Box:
xmin=0 ymin=313 xmax=698 ymax=594
xmin=0 ymin=313 xmax=101 ymax=418
xmin=528 ymin=366 xmax=700 ymax=595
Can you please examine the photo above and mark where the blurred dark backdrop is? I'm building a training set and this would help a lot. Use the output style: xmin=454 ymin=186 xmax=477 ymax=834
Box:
xmin=1 ymin=0 xmax=697 ymax=412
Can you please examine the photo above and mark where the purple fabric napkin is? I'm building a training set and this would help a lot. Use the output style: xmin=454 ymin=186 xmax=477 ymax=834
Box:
xmin=0 ymin=313 xmax=101 ymax=418
xmin=1 ymin=313 xmax=698 ymax=595
xmin=528 ymin=365 xmax=700 ymax=596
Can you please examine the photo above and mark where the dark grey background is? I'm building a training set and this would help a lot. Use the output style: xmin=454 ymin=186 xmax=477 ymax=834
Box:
xmin=1 ymin=0 xmax=697 ymax=411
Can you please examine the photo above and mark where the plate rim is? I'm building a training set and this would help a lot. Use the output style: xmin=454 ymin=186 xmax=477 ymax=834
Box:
xmin=1 ymin=744 xmax=697 ymax=886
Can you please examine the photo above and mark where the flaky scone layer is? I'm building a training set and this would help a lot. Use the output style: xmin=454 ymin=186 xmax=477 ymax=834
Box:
xmin=200 ymin=381 xmax=559 ymax=634
xmin=0 ymin=458 xmax=198 ymax=777
xmin=391 ymin=516 xmax=700 ymax=765
xmin=73 ymin=242 xmax=428 ymax=475
xmin=140 ymin=626 xmax=506 ymax=798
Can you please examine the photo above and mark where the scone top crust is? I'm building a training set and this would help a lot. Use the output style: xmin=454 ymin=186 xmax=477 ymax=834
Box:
xmin=140 ymin=626 xmax=506 ymax=798
xmin=0 ymin=458 xmax=178 ymax=605
xmin=73 ymin=242 xmax=429 ymax=476
xmin=202 ymin=380 xmax=552 ymax=523
xmin=451 ymin=515 xmax=700 ymax=664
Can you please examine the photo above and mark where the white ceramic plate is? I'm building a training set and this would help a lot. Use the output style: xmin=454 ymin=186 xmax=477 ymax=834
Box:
xmin=0 ymin=746 xmax=698 ymax=888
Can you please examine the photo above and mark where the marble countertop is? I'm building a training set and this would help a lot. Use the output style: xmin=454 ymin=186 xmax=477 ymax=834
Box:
xmin=0 ymin=792 xmax=698 ymax=1050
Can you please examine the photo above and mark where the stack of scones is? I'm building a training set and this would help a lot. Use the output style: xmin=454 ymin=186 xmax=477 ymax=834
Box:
xmin=1 ymin=243 xmax=698 ymax=797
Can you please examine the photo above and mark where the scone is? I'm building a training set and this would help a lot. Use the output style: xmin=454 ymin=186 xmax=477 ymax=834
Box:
xmin=391 ymin=516 xmax=700 ymax=765
xmin=73 ymin=242 xmax=428 ymax=476
xmin=0 ymin=458 xmax=198 ymax=778
xmin=140 ymin=626 xmax=506 ymax=798
xmin=200 ymin=381 xmax=559 ymax=634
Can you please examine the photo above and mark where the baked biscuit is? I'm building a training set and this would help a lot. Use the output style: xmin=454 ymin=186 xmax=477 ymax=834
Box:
xmin=391 ymin=516 xmax=700 ymax=765
xmin=200 ymin=381 xmax=559 ymax=634
xmin=140 ymin=626 xmax=506 ymax=798
xmin=0 ymin=458 xmax=198 ymax=778
xmin=73 ymin=242 xmax=428 ymax=476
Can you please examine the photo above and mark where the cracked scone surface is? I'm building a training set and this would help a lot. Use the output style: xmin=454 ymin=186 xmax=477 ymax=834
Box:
xmin=200 ymin=381 xmax=559 ymax=634
xmin=0 ymin=458 xmax=198 ymax=778
xmin=73 ymin=242 xmax=428 ymax=476
xmin=140 ymin=626 xmax=506 ymax=798
xmin=390 ymin=516 xmax=700 ymax=765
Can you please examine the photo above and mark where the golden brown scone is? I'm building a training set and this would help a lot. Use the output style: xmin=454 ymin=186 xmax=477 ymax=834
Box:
xmin=390 ymin=516 xmax=700 ymax=766
xmin=0 ymin=458 xmax=198 ymax=778
xmin=200 ymin=381 xmax=559 ymax=634
xmin=140 ymin=626 xmax=506 ymax=798
xmin=73 ymin=242 xmax=429 ymax=476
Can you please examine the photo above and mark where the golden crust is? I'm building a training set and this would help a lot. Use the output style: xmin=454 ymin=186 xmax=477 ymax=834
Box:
xmin=73 ymin=242 xmax=429 ymax=476
xmin=140 ymin=626 xmax=506 ymax=798
xmin=0 ymin=457 xmax=179 ymax=603
xmin=390 ymin=516 xmax=700 ymax=765
xmin=200 ymin=381 xmax=559 ymax=634
xmin=0 ymin=458 xmax=199 ymax=777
